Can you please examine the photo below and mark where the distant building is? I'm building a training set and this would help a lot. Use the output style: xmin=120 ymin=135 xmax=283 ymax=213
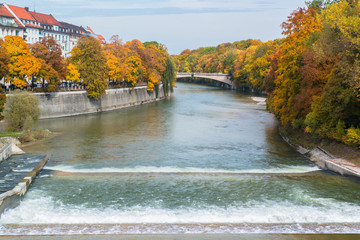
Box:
xmin=5 ymin=4 xmax=42 ymax=44
xmin=0 ymin=4 xmax=25 ymax=39
xmin=0 ymin=3 xmax=105 ymax=57
xmin=59 ymin=21 xmax=90 ymax=55
xmin=29 ymin=11 xmax=71 ymax=57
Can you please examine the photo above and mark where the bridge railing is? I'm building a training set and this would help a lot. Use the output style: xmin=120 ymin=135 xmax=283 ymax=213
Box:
xmin=177 ymin=72 xmax=229 ymax=76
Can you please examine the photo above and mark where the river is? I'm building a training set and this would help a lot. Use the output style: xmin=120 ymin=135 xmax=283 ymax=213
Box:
xmin=1 ymin=83 xmax=360 ymax=238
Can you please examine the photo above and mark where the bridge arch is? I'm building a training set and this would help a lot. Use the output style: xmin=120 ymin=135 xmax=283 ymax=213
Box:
xmin=176 ymin=72 xmax=233 ymax=88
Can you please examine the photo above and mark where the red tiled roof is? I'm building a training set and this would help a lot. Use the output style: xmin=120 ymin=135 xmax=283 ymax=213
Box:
xmin=97 ymin=34 xmax=105 ymax=40
xmin=30 ymin=11 xmax=61 ymax=26
xmin=87 ymin=27 xmax=95 ymax=34
xmin=7 ymin=4 xmax=36 ymax=21
xmin=0 ymin=5 xmax=14 ymax=18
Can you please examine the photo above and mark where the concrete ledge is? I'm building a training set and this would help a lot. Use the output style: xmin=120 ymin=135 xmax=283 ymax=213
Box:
xmin=0 ymin=154 xmax=50 ymax=217
xmin=281 ymin=133 xmax=360 ymax=180
xmin=310 ymin=148 xmax=360 ymax=178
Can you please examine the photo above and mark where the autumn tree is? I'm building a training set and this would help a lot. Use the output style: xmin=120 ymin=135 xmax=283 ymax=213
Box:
xmin=66 ymin=63 xmax=80 ymax=83
xmin=31 ymin=37 xmax=66 ymax=79
xmin=0 ymin=39 xmax=9 ymax=79
xmin=69 ymin=37 xmax=107 ymax=99
xmin=3 ymin=36 xmax=41 ymax=88
xmin=142 ymin=42 xmax=167 ymax=91
xmin=269 ymin=7 xmax=322 ymax=125
xmin=124 ymin=55 xmax=143 ymax=88
xmin=302 ymin=0 xmax=360 ymax=144
xmin=104 ymin=50 xmax=127 ymax=84
xmin=31 ymin=37 xmax=67 ymax=91
xmin=0 ymin=39 xmax=9 ymax=120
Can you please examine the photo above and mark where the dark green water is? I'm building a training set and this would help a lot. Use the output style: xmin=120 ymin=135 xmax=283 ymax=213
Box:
xmin=1 ymin=83 xmax=360 ymax=236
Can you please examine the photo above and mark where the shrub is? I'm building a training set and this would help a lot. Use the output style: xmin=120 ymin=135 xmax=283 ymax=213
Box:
xmin=18 ymin=129 xmax=52 ymax=143
xmin=344 ymin=127 xmax=360 ymax=148
xmin=4 ymin=90 xmax=41 ymax=132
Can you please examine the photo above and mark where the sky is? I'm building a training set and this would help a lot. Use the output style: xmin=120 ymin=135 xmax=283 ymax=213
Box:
xmin=5 ymin=0 xmax=306 ymax=54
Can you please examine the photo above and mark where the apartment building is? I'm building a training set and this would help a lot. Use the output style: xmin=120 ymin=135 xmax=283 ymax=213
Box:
xmin=0 ymin=3 xmax=105 ymax=57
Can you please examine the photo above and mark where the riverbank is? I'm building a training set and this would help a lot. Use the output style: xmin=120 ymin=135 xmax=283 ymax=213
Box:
xmin=279 ymin=126 xmax=360 ymax=179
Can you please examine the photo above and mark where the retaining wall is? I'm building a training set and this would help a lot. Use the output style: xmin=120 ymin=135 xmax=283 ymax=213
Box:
xmin=36 ymin=86 xmax=165 ymax=119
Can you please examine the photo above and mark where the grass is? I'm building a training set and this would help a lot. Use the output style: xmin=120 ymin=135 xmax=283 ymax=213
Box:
xmin=0 ymin=132 xmax=22 ymax=138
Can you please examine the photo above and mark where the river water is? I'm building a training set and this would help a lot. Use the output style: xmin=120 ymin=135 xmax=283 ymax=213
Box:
xmin=1 ymin=83 xmax=360 ymax=236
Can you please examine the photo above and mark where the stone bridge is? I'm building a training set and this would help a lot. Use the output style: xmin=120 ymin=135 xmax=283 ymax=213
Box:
xmin=176 ymin=72 xmax=233 ymax=87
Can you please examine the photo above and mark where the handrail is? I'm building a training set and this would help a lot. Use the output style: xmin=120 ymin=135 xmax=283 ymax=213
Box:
xmin=177 ymin=72 xmax=229 ymax=76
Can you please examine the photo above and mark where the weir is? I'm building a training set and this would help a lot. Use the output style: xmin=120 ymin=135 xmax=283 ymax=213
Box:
xmin=1 ymin=83 xmax=360 ymax=235
xmin=0 ymin=155 xmax=50 ymax=217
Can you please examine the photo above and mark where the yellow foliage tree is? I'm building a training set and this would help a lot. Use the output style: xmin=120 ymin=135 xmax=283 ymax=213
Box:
xmin=124 ymin=55 xmax=143 ymax=88
xmin=66 ymin=63 xmax=80 ymax=83
xmin=147 ymin=70 xmax=161 ymax=91
xmin=104 ymin=51 xmax=127 ymax=83
xmin=12 ymin=78 xmax=27 ymax=88
xmin=3 ymin=36 xmax=40 ymax=86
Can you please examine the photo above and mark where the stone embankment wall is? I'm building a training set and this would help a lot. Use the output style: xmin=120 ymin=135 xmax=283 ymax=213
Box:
xmin=37 ymin=86 xmax=165 ymax=119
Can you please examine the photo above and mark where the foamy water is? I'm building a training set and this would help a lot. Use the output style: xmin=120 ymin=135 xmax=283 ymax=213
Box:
xmin=1 ymin=187 xmax=360 ymax=234
xmin=251 ymin=97 xmax=267 ymax=105
xmin=44 ymin=165 xmax=320 ymax=174
xmin=2 ymin=189 xmax=360 ymax=224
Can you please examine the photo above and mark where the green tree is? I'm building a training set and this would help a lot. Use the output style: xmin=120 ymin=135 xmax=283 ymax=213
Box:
xmin=161 ymin=57 xmax=177 ymax=96
xmin=4 ymin=90 xmax=41 ymax=132
xmin=69 ymin=37 xmax=107 ymax=100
